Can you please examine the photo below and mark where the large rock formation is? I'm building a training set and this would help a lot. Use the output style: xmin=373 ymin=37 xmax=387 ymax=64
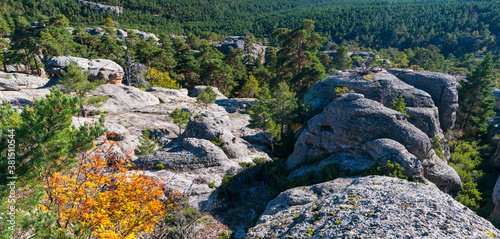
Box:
xmin=76 ymin=0 xmax=123 ymax=14
xmin=0 ymin=88 xmax=51 ymax=108
xmin=304 ymin=70 xmax=444 ymax=139
xmin=0 ymin=72 xmax=51 ymax=108
xmin=494 ymin=89 xmax=500 ymax=112
xmin=389 ymin=69 xmax=459 ymax=131
xmin=0 ymin=72 xmax=50 ymax=90
xmin=492 ymin=175 xmax=500 ymax=220
xmin=89 ymin=84 xmax=160 ymax=113
xmin=247 ymin=176 xmax=500 ymax=239
xmin=46 ymin=56 xmax=124 ymax=84
xmin=181 ymin=111 xmax=263 ymax=161
xmin=288 ymin=93 xmax=462 ymax=195
xmin=214 ymin=36 xmax=266 ymax=63
xmin=146 ymin=87 xmax=190 ymax=103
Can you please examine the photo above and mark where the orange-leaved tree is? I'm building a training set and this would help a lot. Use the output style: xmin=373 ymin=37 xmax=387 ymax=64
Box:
xmin=41 ymin=139 xmax=179 ymax=239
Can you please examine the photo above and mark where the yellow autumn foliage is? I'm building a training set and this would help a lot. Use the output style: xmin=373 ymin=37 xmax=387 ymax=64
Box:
xmin=41 ymin=140 xmax=177 ymax=238
xmin=145 ymin=67 xmax=180 ymax=89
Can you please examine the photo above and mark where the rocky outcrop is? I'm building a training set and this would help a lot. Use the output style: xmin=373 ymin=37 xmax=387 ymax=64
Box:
xmin=136 ymin=138 xmax=236 ymax=172
xmin=491 ymin=175 xmax=500 ymax=221
xmin=190 ymin=85 xmax=228 ymax=100
xmin=146 ymin=87 xmax=190 ymax=103
xmin=0 ymin=81 xmax=19 ymax=91
xmin=304 ymin=70 xmax=444 ymax=139
xmin=407 ymin=106 xmax=442 ymax=138
xmin=389 ymin=69 xmax=459 ymax=131
xmin=494 ymin=89 xmax=500 ymax=112
xmin=181 ymin=112 xmax=265 ymax=161
xmin=0 ymin=88 xmax=51 ymax=108
xmin=89 ymin=84 xmax=160 ymax=113
xmin=130 ymin=29 xmax=160 ymax=42
xmin=214 ymin=36 xmax=266 ymax=63
xmin=46 ymin=56 xmax=124 ymax=84
xmin=76 ymin=0 xmax=123 ymax=14
xmin=65 ymin=27 xmax=158 ymax=43
xmin=288 ymin=93 xmax=461 ymax=195
xmin=0 ymin=72 xmax=52 ymax=107
xmin=362 ymin=138 xmax=423 ymax=178
xmin=247 ymin=176 xmax=500 ymax=239
xmin=0 ymin=72 xmax=50 ymax=90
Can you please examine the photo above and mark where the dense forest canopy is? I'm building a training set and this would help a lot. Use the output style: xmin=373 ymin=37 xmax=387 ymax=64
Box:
xmin=1 ymin=0 xmax=500 ymax=58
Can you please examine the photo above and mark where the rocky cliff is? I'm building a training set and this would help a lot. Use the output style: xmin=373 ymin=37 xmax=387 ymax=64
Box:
xmin=76 ymin=0 xmax=123 ymax=14
xmin=247 ymin=176 xmax=500 ymax=239
xmin=46 ymin=56 xmax=124 ymax=84
xmin=288 ymin=93 xmax=462 ymax=195
xmin=304 ymin=69 xmax=459 ymax=138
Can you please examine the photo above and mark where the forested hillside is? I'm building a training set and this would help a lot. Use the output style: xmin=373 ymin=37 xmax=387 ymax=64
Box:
xmin=1 ymin=0 xmax=500 ymax=58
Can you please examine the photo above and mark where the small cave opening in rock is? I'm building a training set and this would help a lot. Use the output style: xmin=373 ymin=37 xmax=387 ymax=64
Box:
xmin=320 ymin=125 xmax=334 ymax=132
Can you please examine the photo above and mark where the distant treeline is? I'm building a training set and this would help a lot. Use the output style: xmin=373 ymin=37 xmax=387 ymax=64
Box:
xmin=1 ymin=0 xmax=499 ymax=58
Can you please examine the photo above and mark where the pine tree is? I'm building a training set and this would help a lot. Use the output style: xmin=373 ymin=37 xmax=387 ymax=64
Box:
xmin=273 ymin=19 xmax=326 ymax=91
xmin=171 ymin=108 xmax=191 ymax=135
xmin=60 ymin=63 xmax=104 ymax=116
xmin=456 ymin=53 xmax=496 ymax=140
xmin=272 ymin=81 xmax=298 ymax=137
xmin=197 ymin=86 xmax=217 ymax=109
xmin=332 ymin=46 xmax=352 ymax=70
xmin=240 ymin=75 xmax=260 ymax=98
xmin=0 ymin=88 xmax=105 ymax=183
xmin=391 ymin=95 xmax=408 ymax=116
xmin=265 ymin=119 xmax=281 ymax=152
xmin=136 ymin=131 xmax=158 ymax=155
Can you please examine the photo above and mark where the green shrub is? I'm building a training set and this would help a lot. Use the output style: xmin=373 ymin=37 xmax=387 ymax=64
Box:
xmin=171 ymin=108 xmax=191 ymax=135
xmin=136 ymin=130 xmax=157 ymax=156
xmin=252 ymin=157 xmax=268 ymax=165
xmin=211 ymin=137 xmax=223 ymax=146
xmin=239 ymin=162 xmax=254 ymax=169
xmin=208 ymin=181 xmax=216 ymax=189
xmin=156 ymin=163 xmax=165 ymax=170
xmin=391 ymin=95 xmax=408 ymax=116
xmin=0 ymin=88 xmax=105 ymax=236
xmin=197 ymin=86 xmax=217 ymax=109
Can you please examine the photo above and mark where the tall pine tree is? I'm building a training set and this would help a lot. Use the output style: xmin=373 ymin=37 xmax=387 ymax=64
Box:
xmin=456 ymin=53 xmax=496 ymax=140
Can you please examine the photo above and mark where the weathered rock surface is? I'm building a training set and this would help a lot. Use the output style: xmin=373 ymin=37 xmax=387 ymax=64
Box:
xmin=182 ymin=111 xmax=267 ymax=161
xmin=130 ymin=29 xmax=160 ymax=42
xmin=389 ymin=69 xmax=459 ymax=131
xmin=406 ymin=106 xmax=443 ymax=139
xmin=76 ymin=0 xmax=123 ymax=14
xmin=146 ymin=87 xmax=190 ymax=103
xmin=362 ymin=138 xmax=424 ymax=178
xmin=214 ymin=36 xmax=266 ymax=63
xmin=190 ymin=85 xmax=227 ymax=100
xmin=494 ymin=89 xmax=500 ymax=112
xmin=90 ymin=84 xmax=160 ymax=113
xmin=0 ymin=81 xmax=19 ymax=91
xmin=304 ymin=71 xmax=435 ymax=113
xmin=0 ymin=72 xmax=50 ymax=91
xmin=288 ymin=93 xmax=461 ymax=195
xmin=247 ymin=176 xmax=500 ymax=239
xmin=46 ymin=56 xmax=124 ymax=84
xmin=492 ymin=175 xmax=500 ymax=221
xmin=303 ymin=70 xmax=444 ymax=139
xmin=136 ymin=138 xmax=235 ymax=172
xmin=0 ymin=88 xmax=51 ymax=108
